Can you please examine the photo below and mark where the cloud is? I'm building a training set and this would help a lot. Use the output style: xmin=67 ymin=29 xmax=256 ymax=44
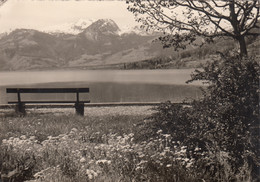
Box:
xmin=0 ymin=0 xmax=138 ymax=33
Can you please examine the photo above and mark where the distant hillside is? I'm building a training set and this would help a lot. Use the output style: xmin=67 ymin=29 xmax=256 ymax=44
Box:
xmin=0 ymin=19 xmax=173 ymax=71
xmin=0 ymin=19 xmax=258 ymax=71
xmin=120 ymin=36 xmax=260 ymax=70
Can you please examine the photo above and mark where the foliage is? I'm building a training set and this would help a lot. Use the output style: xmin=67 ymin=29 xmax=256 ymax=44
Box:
xmin=127 ymin=0 xmax=260 ymax=55
xmin=0 ymin=145 xmax=36 ymax=182
xmin=143 ymin=54 xmax=259 ymax=181
xmin=188 ymin=53 xmax=259 ymax=156
xmin=189 ymin=54 xmax=259 ymax=179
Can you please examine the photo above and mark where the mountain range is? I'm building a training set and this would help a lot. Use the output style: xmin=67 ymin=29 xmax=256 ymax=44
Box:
xmin=0 ymin=19 xmax=172 ymax=71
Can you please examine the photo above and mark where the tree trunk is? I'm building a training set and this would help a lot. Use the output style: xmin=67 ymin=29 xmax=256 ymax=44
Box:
xmin=238 ymin=36 xmax=248 ymax=56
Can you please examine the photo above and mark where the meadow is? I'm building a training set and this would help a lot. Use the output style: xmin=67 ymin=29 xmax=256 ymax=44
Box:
xmin=0 ymin=106 xmax=152 ymax=181
xmin=0 ymin=105 xmax=253 ymax=182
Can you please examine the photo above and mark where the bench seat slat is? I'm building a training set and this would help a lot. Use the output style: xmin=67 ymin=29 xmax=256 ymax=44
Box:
xmin=6 ymin=88 xmax=89 ymax=93
xmin=8 ymin=101 xmax=90 ymax=104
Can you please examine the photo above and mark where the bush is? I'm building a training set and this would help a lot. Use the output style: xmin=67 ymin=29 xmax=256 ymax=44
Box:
xmin=141 ymin=53 xmax=259 ymax=181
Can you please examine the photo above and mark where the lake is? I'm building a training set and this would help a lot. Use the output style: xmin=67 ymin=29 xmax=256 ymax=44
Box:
xmin=0 ymin=69 xmax=204 ymax=104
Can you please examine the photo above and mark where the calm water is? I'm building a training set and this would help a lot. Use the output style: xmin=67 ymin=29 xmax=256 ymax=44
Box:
xmin=0 ymin=69 xmax=203 ymax=104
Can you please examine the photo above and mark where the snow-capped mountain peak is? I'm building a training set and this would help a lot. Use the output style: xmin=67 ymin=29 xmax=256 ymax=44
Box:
xmin=85 ymin=19 xmax=120 ymax=34
xmin=42 ymin=18 xmax=154 ymax=37
xmin=42 ymin=19 xmax=96 ymax=35
xmin=82 ymin=19 xmax=120 ymax=41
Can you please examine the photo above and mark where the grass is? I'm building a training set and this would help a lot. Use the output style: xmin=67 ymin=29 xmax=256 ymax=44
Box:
xmin=0 ymin=109 xmax=152 ymax=182
xmin=0 ymin=110 xmax=147 ymax=145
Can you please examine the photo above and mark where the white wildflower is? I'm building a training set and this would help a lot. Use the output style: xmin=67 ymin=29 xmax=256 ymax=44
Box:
xmin=136 ymin=166 xmax=141 ymax=170
xmin=20 ymin=135 xmax=27 ymax=140
xmin=183 ymin=158 xmax=189 ymax=162
xmin=71 ymin=128 xmax=78 ymax=132
xmin=80 ymin=157 xmax=86 ymax=163
xmin=2 ymin=139 xmax=7 ymax=144
xmin=13 ymin=137 xmax=19 ymax=143
xmin=186 ymin=162 xmax=193 ymax=168
xmin=88 ymin=174 xmax=93 ymax=180
xmin=157 ymin=129 xmax=163 ymax=134
xmin=164 ymin=134 xmax=171 ymax=139
xmin=18 ymin=140 xmax=25 ymax=145
xmin=9 ymin=137 xmax=14 ymax=141
xmin=195 ymin=147 xmax=200 ymax=151
xmin=93 ymin=172 xmax=98 ymax=177
xmin=29 ymin=136 xmax=36 ymax=141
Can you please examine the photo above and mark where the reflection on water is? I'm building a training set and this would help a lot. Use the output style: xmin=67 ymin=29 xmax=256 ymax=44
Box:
xmin=0 ymin=69 xmax=204 ymax=104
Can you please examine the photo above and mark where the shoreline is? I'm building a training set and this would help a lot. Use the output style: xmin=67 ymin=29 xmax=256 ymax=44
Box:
xmin=0 ymin=105 xmax=156 ymax=117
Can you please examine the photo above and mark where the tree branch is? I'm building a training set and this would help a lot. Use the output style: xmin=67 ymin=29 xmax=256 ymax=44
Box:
xmin=239 ymin=1 xmax=257 ymax=31
xmin=127 ymin=0 xmax=260 ymax=54
xmin=175 ymin=0 xmax=230 ymax=21
xmin=0 ymin=0 xmax=7 ymax=7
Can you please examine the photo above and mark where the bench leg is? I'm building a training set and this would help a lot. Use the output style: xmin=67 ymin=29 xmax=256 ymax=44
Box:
xmin=15 ymin=103 xmax=26 ymax=115
xmin=75 ymin=103 xmax=84 ymax=116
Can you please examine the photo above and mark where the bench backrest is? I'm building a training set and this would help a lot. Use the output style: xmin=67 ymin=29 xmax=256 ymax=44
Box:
xmin=6 ymin=88 xmax=89 ymax=93
xmin=6 ymin=88 xmax=89 ymax=103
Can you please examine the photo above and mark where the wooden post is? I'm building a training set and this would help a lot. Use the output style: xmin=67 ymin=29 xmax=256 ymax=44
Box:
xmin=16 ymin=89 xmax=26 ymax=115
xmin=76 ymin=90 xmax=79 ymax=103
xmin=15 ymin=103 xmax=26 ymax=115
xmin=75 ymin=103 xmax=84 ymax=116
xmin=75 ymin=89 xmax=84 ymax=116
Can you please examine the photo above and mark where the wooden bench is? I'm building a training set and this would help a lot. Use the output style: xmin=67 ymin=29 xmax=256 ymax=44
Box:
xmin=6 ymin=88 xmax=90 ymax=116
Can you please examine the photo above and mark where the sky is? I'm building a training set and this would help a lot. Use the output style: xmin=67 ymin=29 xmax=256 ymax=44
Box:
xmin=0 ymin=0 xmax=139 ymax=33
